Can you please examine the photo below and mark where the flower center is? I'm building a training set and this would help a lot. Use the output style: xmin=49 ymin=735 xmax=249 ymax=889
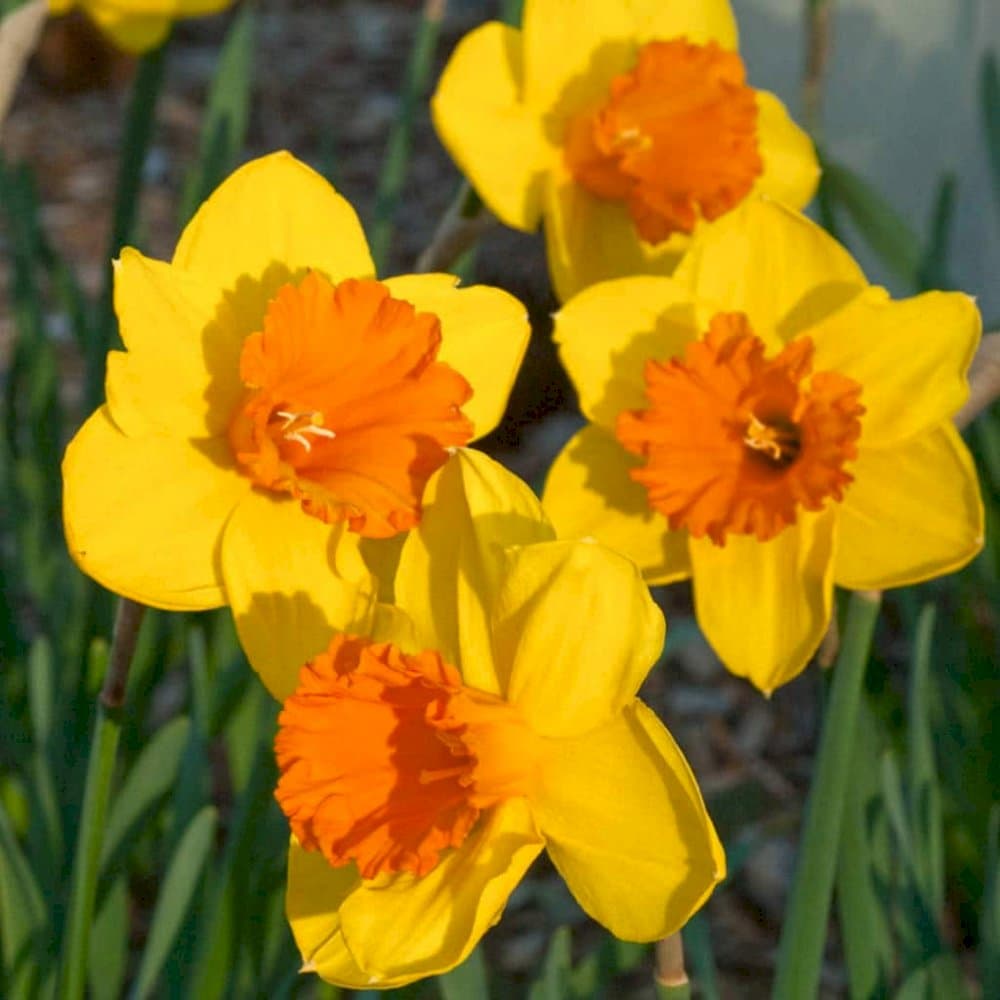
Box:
xmin=275 ymin=635 xmax=546 ymax=879
xmin=616 ymin=312 xmax=864 ymax=544
xmin=227 ymin=272 xmax=474 ymax=538
xmin=564 ymin=38 xmax=763 ymax=244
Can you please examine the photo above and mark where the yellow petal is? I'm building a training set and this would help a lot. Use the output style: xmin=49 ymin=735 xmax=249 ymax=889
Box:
xmin=62 ymin=408 xmax=246 ymax=610
xmin=810 ymin=287 xmax=980 ymax=446
xmin=753 ymin=90 xmax=820 ymax=211
xmin=493 ymin=539 xmax=664 ymax=737
xmin=533 ymin=702 xmax=724 ymax=941
xmin=673 ymin=198 xmax=867 ymax=339
xmin=632 ymin=0 xmax=738 ymax=48
xmin=431 ymin=22 xmax=552 ymax=231
xmin=84 ymin=8 xmax=170 ymax=52
xmin=381 ymin=273 xmax=530 ymax=438
xmin=543 ymin=169 xmax=686 ymax=302
xmin=106 ymin=248 xmax=238 ymax=438
xmin=521 ymin=0 xmax=634 ymax=119
xmin=336 ymin=799 xmax=544 ymax=984
xmin=522 ymin=0 xmax=737 ymax=121
xmin=92 ymin=0 xmax=230 ymax=12
xmin=542 ymin=426 xmax=690 ymax=584
xmin=835 ymin=424 xmax=984 ymax=590
xmin=394 ymin=450 xmax=554 ymax=693
xmin=286 ymin=842 xmax=368 ymax=985
xmin=172 ymin=152 xmax=373 ymax=307
xmin=553 ymin=274 xmax=696 ymax=428
xmin=220 ymin=490 xmax=378 ymax=701
xmin=689 ymin=511 xmax=837 ymax=693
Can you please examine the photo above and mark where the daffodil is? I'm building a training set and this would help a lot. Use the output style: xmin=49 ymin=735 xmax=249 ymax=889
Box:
xmin=543 ymin=198 xmax=984 ymax=693
xmin=250 ymin=449 xmax=723 ymax=987
xmin=62 ymin=152 xmax=530 ymax=671
xmin=431 ymin=0 xmax=818 ymax=300
xmin=47 ymin=0 xmax=232 ymax=53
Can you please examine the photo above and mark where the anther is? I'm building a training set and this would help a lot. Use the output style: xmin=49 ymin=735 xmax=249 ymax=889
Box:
xmin=743 ymin=414 xmax=801 ymax=467
xmin=274 ymin=409 xmax=337 ymax=453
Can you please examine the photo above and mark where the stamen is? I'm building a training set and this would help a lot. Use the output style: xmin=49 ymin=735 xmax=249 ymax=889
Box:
xmin=743 ymin=414 xmax=800 ymax=467
xmin=273 ymin=409 xmax=337 ymax=453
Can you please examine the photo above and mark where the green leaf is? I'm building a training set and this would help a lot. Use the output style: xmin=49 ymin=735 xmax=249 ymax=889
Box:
xmin=981 ymin=805 xmax=1000 ymax=999
xmin=438 ymin=946 xmax=489 ymax=1000
xmin=681 ymin=912 xmax=720 ymax=1000
xmin=501 ymin=0 xmax=524 ymax=28
xmin=820 ymin=156 xmax=922 ymax=288
xmin=27 ymin=636 xmax=54 ymax=748
xmin=130 ymin=805 xmax=218 ymax=1000
xmin=879 ymin=754 xmax=968 ymax=997
xmin=906 ymin=606 xmax=944 ymax=916
xmin=87 ymin=875 xmax=128 ymax=1000
xmin=187 ymin=747 xmax=279 ymax=1000
xmin=368 ymin=0 xmax=447 ymax=272
xmin=58 ymin=662 xmax=122 ymax=1000
xmin=0 ymin=802 xmax=48 ymax=999
xmin=528 ymin=927 xmax=572 ymax=1000
xmin=87 ymin=42 xmax=169 ymax=409
xmin=981 ymin=51 xmax=1000 ymax=213
xmin=179 ymin=2 xmax=257 ymax=225
xmin=26 ymin=639 xmax=64 ymax=887
xmin=916 ymin=173 xmax=956 ymax=291
xmin=836 ymin=698 xmax=894 ymax=1000
xmin=99 ymin=715 xmax=191 ymax=881
xmin=773 ymin=592 xmax=881 ymax=1000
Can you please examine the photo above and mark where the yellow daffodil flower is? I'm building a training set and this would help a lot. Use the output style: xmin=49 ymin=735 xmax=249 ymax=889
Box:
xmin=543 ymin=197 xmax=984 ymax=693
xmin=48 ymin=0 xmax=232 ymax=54
xmin=431 ymin=0 xmax=818 ymax=301
xmin=62 ymin=152 xmax=530 ymax=671
xmin=245 ymin=448 xmax=723 ymax=987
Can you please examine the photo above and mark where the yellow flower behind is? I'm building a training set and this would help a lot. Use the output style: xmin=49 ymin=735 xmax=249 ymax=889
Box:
xmin=62 ymin=152 xmax=530 ymax=681
xmin=244 ymin=448 xmax=723 ymax=987
xmin=432 ymin=0 xmax=818 ymax=300
xmin=543 ymin=197 xmax=984 ymax=693
xmin=48 ymin=0 xmax=232 ymax=53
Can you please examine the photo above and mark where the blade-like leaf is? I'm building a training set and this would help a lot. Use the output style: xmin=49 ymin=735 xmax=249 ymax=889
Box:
xmin=982 ymin=805 xmax=1000 ymax=998
xmin=981 ymin=51 xmax=1000 ymax=213
xmin=0 ymin=802 xmax=48 ymax=999
xmin=438 ymin=946 xmax=489 ymax=1000
xmin=836 ymin=697 xmax=894 ymax=1000
xmin=130 ymin=805 xmax=218 ymax=1000
xmin=528 ymin=926 xmax=572 ymax=1000
xmin=907 ymin=605 xmax=944 ymax=916
xmin=179 ymin=2 xmax=257 ymax=224
xmin=820 ymin=156 xmax=921 ymax=288
xmin=99 ymin=715 xmax=191 ymax=880
xmin=87 ymin=875 xmax=128 ymax=1000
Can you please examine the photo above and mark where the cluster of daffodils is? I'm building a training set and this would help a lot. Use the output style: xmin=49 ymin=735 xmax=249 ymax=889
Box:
xmin=61 ymin=0 xmax=983 ymax=988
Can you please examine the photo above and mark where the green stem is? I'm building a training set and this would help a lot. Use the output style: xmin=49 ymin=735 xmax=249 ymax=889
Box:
xmin=58 ymin=600 xmax=146 ymax=1000
xmin=772 ymin=590 xmax=881 ymax=1000
xmin=86 ymin=40 xmax=169 ymax=410
xmin=368 ymin=0 xmax=446 ymax=274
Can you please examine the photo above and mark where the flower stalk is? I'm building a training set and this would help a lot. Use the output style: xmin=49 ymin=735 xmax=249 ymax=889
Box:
xmin=772 ymin=589 xmax=882 ymax=999
xmin=57 ymin=599 xmax=145 ymax=1000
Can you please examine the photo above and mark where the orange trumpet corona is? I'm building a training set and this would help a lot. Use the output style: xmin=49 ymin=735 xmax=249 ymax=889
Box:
xmin=227 ymin=272 xmax=474 ymax=538
xmin=617 ymin=312 xmax=865 ymax=544
xmin=565 ymin=39 xmax=763 ymax=244
xmin=275 ymin=635 xmax=546 ymax=880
